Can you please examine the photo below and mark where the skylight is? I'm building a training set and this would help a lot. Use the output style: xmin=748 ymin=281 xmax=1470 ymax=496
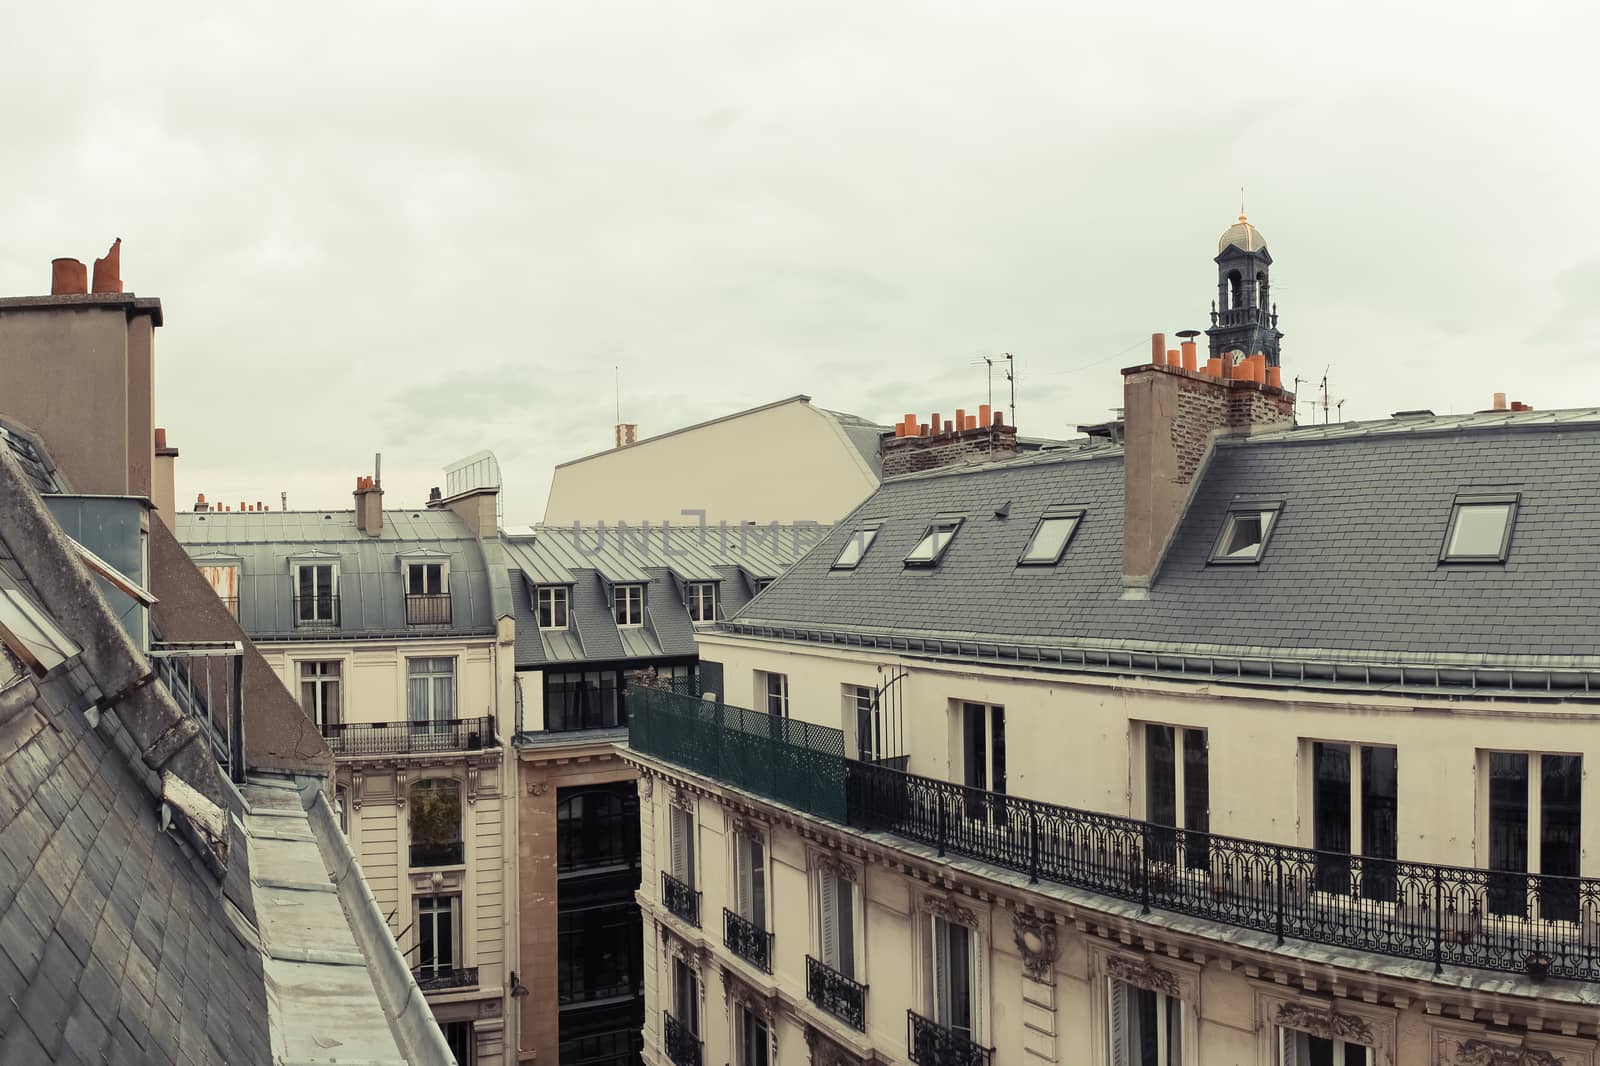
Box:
xmin=831 ymin=525 xmax=881 ymax=570
xmin=905 ymin=519 xmax=962 ymax=567
xmin=1018 ymin=511 xmax=1083 ymax=566
xmin=1208 ymin=504 xmax=1282 ymax=565
xmin=1441 ymin=494 xmax=1518 ymax=563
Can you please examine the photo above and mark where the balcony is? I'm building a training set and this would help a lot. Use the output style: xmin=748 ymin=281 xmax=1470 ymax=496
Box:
xmin=806 ymin=956 xmax=866 ymax=1031
xmin=908 ymin=1011 xmax=991 ymax=1066
xmin=293 ymin=593 xmax=340 ymax=629
xmin=722 ymin=908 xmax=774 ymax=974
xmin=661 ymin=871 xmax=701 ymax=928
xmin=662 ymin=1011 xmax=702 ymax=1066
xmin=322 ymin=716 xmax=496 ymax=757
xmin=149 ymin=638 xmax=245 ymax=783
xmin=629 ymin=687 xmax=1600 ymax=985
xmin=405 ymin=592 xmax=452 ymax=626
xmin=410 ymin=841 xmax=465 ymax=868
xmin=413 ymin=965 xmax=478 ymax=993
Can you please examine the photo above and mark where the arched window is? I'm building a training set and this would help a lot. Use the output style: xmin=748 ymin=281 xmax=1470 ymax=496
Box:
xmin=1227 ymin=270 xmax=1243 ymax=310
xmin=556 ymin=785 xmax=640 ymax=872
xmin=1255 ymin=270 xmax=1270 ymax=311
xmin=409 ymin=778 xmax=463 ymax=868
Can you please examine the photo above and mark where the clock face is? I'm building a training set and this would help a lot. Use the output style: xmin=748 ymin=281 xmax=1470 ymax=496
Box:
xmin=1229 ymin=351 xmax=1247 ymax=367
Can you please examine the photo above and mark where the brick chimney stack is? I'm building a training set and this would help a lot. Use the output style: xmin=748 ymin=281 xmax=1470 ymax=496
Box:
xmin=354 ymin=473 xmax=384 ymax=536
xmin=880 ymin=403 xmax=1016 ymax=478
xmin=615 ymin=423 xmax=638 ymax=448
xmin=1121 ymin=332 xmax=1295 ymax=592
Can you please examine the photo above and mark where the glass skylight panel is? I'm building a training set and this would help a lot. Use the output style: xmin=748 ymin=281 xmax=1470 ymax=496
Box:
xmin=905 ymin=519 xmax=961 ymax=567
xmin=831 ymin=526 xmax=880 ymax=570
xmin=1208 ymin=505 xmax=1281 ymax=565
xmin=1018 ymin=512 xmax=1082 ymax=566
xmin=1442 ymin=496 xmax=1518 ymax=562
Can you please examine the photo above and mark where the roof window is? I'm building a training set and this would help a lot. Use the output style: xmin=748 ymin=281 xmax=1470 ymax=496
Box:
xmin=1208 ymin=503 xmax=1282 ymax=565
xmin=1441 ymin=493 xmax=1519 ymax=563
xmin=905 ymin=518 xmax=962 ymax=568
xmin=1018 ymin=510 xmax=1083 ymax=566
xmin=831 ymin=525 xmax=881 ymax=570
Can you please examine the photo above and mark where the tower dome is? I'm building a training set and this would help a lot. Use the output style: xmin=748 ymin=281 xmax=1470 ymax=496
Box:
xmin=1218 ymin=213 xmax=1267 ymax=253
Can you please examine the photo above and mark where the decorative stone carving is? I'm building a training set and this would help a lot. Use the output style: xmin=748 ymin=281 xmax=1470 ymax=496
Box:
xmin=806 ymin=1027 xmax=861 ymax=1066
xmin=814 ymin=851 xmax=858 ymax=884
xmin=1012 ymin=912 xmax=1058 ymax=983
xmin=671 ymin=787 xmax=695 ymax=813
xmin=466 ymin=759 xmax=480 ymax=805
xmin=1274 ymin=1002 xmax=1374 ymax=1046
xmin=526 ymin=781 xmax=549 ymax=797
xmin=923 ymin=893 xmax=978 ymax=929
xmin=1104 ymin=953 xmax=1183 ymax=998
xmin=1450 ymin=1041 xmax=1562 ymax=1066
xmin=639 ymin=775 xmax=654 ymax=800
xmin=351 ymin=770 xmax=365 ymax=811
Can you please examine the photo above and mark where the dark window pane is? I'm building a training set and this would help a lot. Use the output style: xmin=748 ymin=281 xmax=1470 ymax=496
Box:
xmin=1134 ymin=987 xmax=1158 ymax=1066
xmin=1541 ymin=754 xmax=1582 ymax=921
xmin=990 ymin=708 xmax=1006 ymax=796
xmin=1313 ymin=743 xmax=1352 ymax=894
xmin=1146 ymin=725 xmax=1176 ymax=865
xmin=1488 ymin=752 xmax=1529 ymax=917
xmin=1360 ymin=747 xmax=1399 ymax=901
xmin=962 ymin=704 xmax=986 ymax=792
xmin=1182 ymin=728 xmax=1210 ymax=869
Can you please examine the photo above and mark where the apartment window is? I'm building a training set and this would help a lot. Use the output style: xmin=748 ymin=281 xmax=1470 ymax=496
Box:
xmin=817 ymin=865 xmax=857 ymax=979
xmin=407 ymin=657 xmax=456 ymax=726
xmin=737 ymin=1004 xmax=770 ymax=1066
xmin=1279 ymin=1027 xmax=1371 ymax=1065
xmin=298 ymin=660 xmax=342 ymax=728
xmin=847 ymin=685 xmax=880 ymax=761
xmin=1310 ymin=743 xmax=1398 ymax=899
xmin=1485 ymin=751 xmax=1582 ymax=920
xmin=415 ymin=894 xmax=460 ymax=977
xmin=669 ymin=805 xmax=696 ymax=888
xmin=613 ymin=584 xmax=644 ymax=626
xmin=556 ymin=785 xmax=639 ymax=873
xmin=831 ymin=526 xmax=880 ymax=570
xmin=293 ymin=562 xmax=338 ymax=625
xmin=442 ymin=1021 xmax=474 ymax=1066
xmin=686 ymin=582 xmax=717 ymax=623
xmin=672 ymin=957 xmax=700 ymax=1036
xmin=409 ymin=778 xmax=464 ymax=868
xmin=760 ymin=672 xmax=789 ymax=718
xmin=732 ymin=829 xmax=767 ymax=931
xmin=1142 ymin=724 xmax=1209 ymax=868
xmin=905 ymin=519 xmax=962 ymax=567
xmin=558 ymin=904 xmax=642 ymax=1005
xmin=537 ymin=586 xmax=570 ymax=630
xmin=753 ymin=578 xmax=774 ymax=593
xmin=544 ymin=670 xmax=625 ymax=731
xmin=924 ymin=915 xmax=975 ymax=1042
xmin=1018 ymin=510 xmax=1083 ymax=566
xmin=199 ymin=563 xmax=239 ymax=616
xmin=1207 ymin=503 xmax=1282 ymax=564
xmin=404 ymin=560 xmax=451 ymax=625
xmin=960 ymin=703 xmax=1006 ymax=817
xmin=1108 ymin=980 xmax=1183 ymax=1066
xmin=406 ymin=561 xmax=446 ymax=595
xmin=1441 ymin=493 xmax=1519 ymax=563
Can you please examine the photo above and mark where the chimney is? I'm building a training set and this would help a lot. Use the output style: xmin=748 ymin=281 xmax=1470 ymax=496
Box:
xmin=615 ymin=423 xmax=638 ymax=448
xmin=354 ymin=473 xmax=384 ymax=536
xmin=880 ymin=404 xmax=1017 ymax=478
xmin=51 ymin=258 xmax=88 ymax=295
xmin=1122 ymin=331 xmax=1295 ymax=591
xmin=1492 ymin=392 xmax=1508 ymax=411
xmin=436 ymin=451 xmax=502 ymax=539
xmin=151 ymin=427 xmax=180 ymax=527
xmin=193 ymin=492 xmax=209 ymax=512
xmin=91 ymin=239 xmax=123 ymax=294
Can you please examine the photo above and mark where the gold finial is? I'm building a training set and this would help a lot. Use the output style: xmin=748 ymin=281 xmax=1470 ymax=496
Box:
xmin=1239 ymin=186 xmax=1246 ymax=221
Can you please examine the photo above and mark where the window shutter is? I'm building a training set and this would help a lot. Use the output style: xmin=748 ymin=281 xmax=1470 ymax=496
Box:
xmin=837 ymin=876 xmax=856 ymax=978
xmin=670 ymin=809 xmax=688 ymax=881
xmin=1108 ymin=979 xmax=1129 ymax=1066
xmin=819 ymin=871 xmax=839 ymax=969
xmin=1279 ymin=1027 xmax=1299 ymax=1066
xmin=932 ymin=917 xmax=950 ymax=1025
xmin=737 ymin=836 xmax=754 ymax=919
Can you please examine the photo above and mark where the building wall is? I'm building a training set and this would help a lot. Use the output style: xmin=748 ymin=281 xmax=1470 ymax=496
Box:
xmin=543 ymin=400 xmax=878 ymax=526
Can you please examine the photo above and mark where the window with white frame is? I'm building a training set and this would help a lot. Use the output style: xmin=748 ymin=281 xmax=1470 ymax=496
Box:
xmin=405 ymin=560 xmax=446 ymax=595
xmin=407 ymin=657 xmax=456 ymax=727
xmin=1207 ymin=503 xmax=1282 ymax=565
xmin=415 ymin=894 xmax=460 ymax=977
xmin=1309 ymin=742 xmax=1398 ymax=899
xmin=816 ymin=864 xmax=857 ymax=979
xmin=293 ymin=561 xmax=338 ymax=624
xmin=613 ymin=584 xmax=644 ymax=626
xmin=1140 ymin=723 xmax=1209 ymax=868
xmin=905 ymin=518 xmax=962 ymax=567
xmin=1440 ymin=493 xmax=1519 ymax=563
xmin=686 ymin=582 xmax=717 ymax=623
xmin=298 ymin=660 xmax=342 ymax=728
xmin=736 ymin=1003 xmax=769 ymax=1066
xmin=847 ymin=684 xmax=880 ymax=761
xmin=958 ymin=702 xmax=1006 ymax=797
xmin=923 ymin=914 xmax=977 ymax=1042
xmin=1278 ymin=1026 xmax=1372 ymax=1065
xmin=669 ymin=805 xmax=696 ymax=888
xmin=537 ymin=585 xmax=569 ymax=630
xmin=1108 ymin=980 xmax=1184 ymax=1066
xmin=1483 ymin=750 xmax=1581 ymax=920
xmin=732 ymin=828 xmax=767 ymax=931
xmin=1017 ymin=510 xmax=1082 ymax=566
xmin=831 ymin=525 xmax=880 ymax=570
xmin=760 ymin=672 xmax=789 ymax=718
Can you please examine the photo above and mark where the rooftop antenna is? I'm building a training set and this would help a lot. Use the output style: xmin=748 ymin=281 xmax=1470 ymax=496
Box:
xmin=1240 ymin=185 xmax=1246 ymax=217
xmin=615 ymin=365 xmax=621 ymax=426
xmin=1004 ymin=353 xmax=1016 ymax=427
xmin=983 ymin=356 xmax=994 ymax=410
xmin=281 ymin=491 xmax=287 ymax=512
xmin=374 ymin=452 xmax=381 ymax=489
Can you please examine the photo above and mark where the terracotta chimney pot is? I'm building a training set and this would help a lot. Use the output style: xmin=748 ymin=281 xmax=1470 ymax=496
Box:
xmin=91 ymin=239 xmax=122 ymax=294
xmin=51 ymin=258 xmax=88 ymax=295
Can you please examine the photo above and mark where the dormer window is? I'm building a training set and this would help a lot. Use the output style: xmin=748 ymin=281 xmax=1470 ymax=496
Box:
xmin=404 ymin=560 xmax=451 ymax=625
xmin=1441 ymin=493 xmax=1519 ymax=563
xmin=613 ymin=584 xmax=644 ymax=627
xmin=904 ymin=518 xmax=962 ymax=568
xmin=687 ymin=581 xmax=717 ymax=623
xmin=1017 ymin=510 xmax=1083 ymax=566
xmin=538 ymin=586 xmax=569 ymax=630
xmin=831 ymin=525 xmax=881 ymax=570
xmin=293 ymin=561 xmax=340 ymax=627
xmin=1207 ymin=503 xmax=1282 ymax=565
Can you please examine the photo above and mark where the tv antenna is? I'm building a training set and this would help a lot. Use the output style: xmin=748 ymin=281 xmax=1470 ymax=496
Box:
xmin=1004 ymin=353 xmax=1016 ymax=426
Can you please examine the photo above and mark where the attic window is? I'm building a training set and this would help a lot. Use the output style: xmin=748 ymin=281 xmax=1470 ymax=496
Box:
xmin=1441 ymin=494 xmax=1519 ymax=563
xmin=1018 ymin=510 xmax=1083 ymax=566
xmin=904 ymin=518 xmax=962 ymax=568
xmin=831 ymin=525 xmax=881 ymax=570
xmin=1208 ymin=503 xmax=1282 ymax=565
xmin=613 ymin=584 xmax=644 ymax=627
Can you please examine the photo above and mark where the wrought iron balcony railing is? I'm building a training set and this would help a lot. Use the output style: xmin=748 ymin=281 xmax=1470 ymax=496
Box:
xmin=405 ymin=592 xmax=452 ymax=626
xmin=907 ymin=1011 xmax=991 ymax=1066
xmin=149 ymin=639 xmax=245 ymax=783
xmin=322 ymin=716 xmax=496 ymax=757
xmin=662 ymin=871 xmax=701 ymax=928
xmin=806 ymin=955 xmax=866 ymax=1031
xmin=410 ymin=841 xmax=465 ymax=868
xmin=413 ymin=965 xmax=478 ymax=992
xmin=663 ymin=1011 xmax=702 ymax=1066
xmin=292 ymin=593 xmax=341 ymax=628
xmin=723 ymin=908 xmax=774 ymax=973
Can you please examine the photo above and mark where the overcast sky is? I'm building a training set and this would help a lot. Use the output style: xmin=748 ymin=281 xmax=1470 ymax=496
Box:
xmin=4 ymin=2 xmax=1596 ymax=524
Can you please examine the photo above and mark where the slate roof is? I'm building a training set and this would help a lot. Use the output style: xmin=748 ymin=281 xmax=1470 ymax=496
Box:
xmin=175 ymin=508 xmax=503 ymax=640
xmin=731 ymin=409 xmax=1600 ymax=674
